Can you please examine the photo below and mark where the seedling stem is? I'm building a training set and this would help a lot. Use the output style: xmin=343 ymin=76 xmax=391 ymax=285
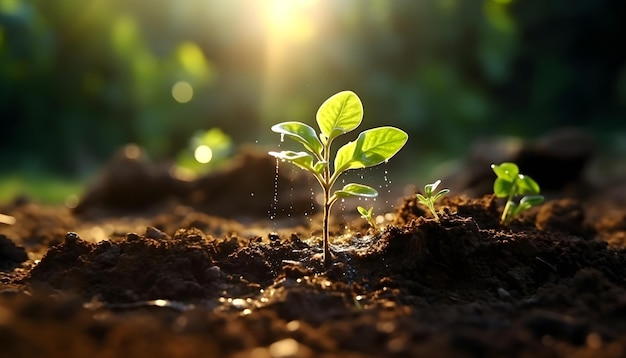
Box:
xmin=269 ymin=91 xmax=408 ymax=266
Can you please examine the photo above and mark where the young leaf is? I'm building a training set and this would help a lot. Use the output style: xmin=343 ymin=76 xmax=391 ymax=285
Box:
xmin=357 ymin=206 xmax=372 ymax=218
xmin=519 ymin=195 xmax=544 ymax=208
xmin=416 ymin=194 xmax=428 ymax=204
xmin=424 ymin=179 xmax=441 ymax=197
xmin=432 ymin=188 xmax=450 ymax=201
xmin=491 ymin=162 xmax=519 ymax=182
xmin=316 ymin=91 xmax=363 ymax=141
xmin=271 ymin=122 xmax=323 ymax=155
xmin=333 ymin=183 xmax=378 ymax=199
xmin=313 ymin=161 xmax=327 ymax=175
xmin=268 ymin=151 xmax=315 ymax=171
xmin=517 ymin=175 xmax=541 ymax=195
xmin=493 ymin=177 xmax=514 ymax=198
xmin=357 ymin=206 xmax=377 ymax=229
xmin=334 ymin=127 xmax=408 ymax=173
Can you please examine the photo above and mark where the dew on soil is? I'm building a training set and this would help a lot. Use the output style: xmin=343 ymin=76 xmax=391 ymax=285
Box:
xmin=330 ymin=233 xmax=379 ymax=254
xmin=330 ymin=233 xmax=382 ymax=281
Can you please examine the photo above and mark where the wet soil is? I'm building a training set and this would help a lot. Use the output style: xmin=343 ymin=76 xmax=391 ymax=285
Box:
xmin=1 ymin=143 xmax=626 ymax=357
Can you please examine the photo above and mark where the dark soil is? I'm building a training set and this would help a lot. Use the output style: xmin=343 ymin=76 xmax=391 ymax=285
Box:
xmin=1 ymin=141 xmax=626 ymax=358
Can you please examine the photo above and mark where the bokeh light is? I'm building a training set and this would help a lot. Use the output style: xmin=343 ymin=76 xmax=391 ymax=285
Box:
xmin=193 ymin=145 xmax=213 ymax=164
xmin=172 ymin=81 xmax=194 ymax=103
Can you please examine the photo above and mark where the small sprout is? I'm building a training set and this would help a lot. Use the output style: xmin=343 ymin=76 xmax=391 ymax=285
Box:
xmin=416 ymin=179 xmax=449 ymax=221
xmin=269 ymin=91 xmax=408 ymax=266
xmin=491 ymin=162 xmax=544 ymax=224
xmin=357 ymin=206 xmax=376 ymax=229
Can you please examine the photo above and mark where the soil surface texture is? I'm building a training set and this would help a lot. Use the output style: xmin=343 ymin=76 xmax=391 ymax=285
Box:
xmin=1 ymin=141 xmax=626 ymax=358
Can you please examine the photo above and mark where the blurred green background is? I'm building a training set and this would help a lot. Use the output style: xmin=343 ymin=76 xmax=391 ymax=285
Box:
xmin=1 ymin=0 xmax=625 ymax=203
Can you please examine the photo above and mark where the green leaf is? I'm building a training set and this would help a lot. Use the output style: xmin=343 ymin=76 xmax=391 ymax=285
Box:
xmin=517 ymin=175 xmax=541 ymax=195
xmin=271 ymin=122 xmax=323 ymax=155
xmin=268 ymin=151 xmax=315 ymax=172
xmin=313 ymin=161 xmax=327 ymax=175
xmin=432 ymin=188 xmax=450 ymax=201
xmin=316 ymin=91 xmax=363 ymax=141
xmin=357 ymin=206 xmax=372 ymax=218
xmin=424 ymin=180 xmax=441 ymax=197
xmin=493 ymin=177 xmax=513 ymax=198
xmin=416 ymin=193 xmax=428 ymax=205
xmin=334 ymin=127 xmax=408 ymax=174
xmin=491 ymin=162 xmax=519 ymax=182
xmin=334 ymin=183 xmax=378 ymax=199
xmin=520 ymin=195 xmax=544 ymax=208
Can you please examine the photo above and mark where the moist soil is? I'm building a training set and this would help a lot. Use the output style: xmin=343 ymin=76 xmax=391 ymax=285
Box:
xmin=1 ymin=144 xmax=626 ymax=358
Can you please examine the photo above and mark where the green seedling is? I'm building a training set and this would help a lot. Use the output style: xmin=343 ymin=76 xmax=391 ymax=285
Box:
xmin=491 ymin=162 xmax=544 ymax=224
xmin=416 ymin=179 xmax=449 ymax=221
xmin=357 ymin=206 xmax=376 ymax=229
xmin=269 ymin=90 xmax=408 ymax=266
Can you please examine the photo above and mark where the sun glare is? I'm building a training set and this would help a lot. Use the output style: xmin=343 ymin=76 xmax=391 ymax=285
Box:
xmin=265 ymin=0 xmax=317 ymax=39
xmin=260 ymin=0 xmax=321 ymax=121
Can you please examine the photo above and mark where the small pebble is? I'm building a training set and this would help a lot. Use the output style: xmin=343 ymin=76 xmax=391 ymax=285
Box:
xmin=145 ymin=226 xmax=169 ymax=240
xmin=65 ymin=232 xmax=81 ymax=244
xmin=497 ymin=287 xmax=511 ymax=299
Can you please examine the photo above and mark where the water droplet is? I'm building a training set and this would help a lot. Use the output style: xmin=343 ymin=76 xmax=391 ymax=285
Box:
xmin=271 ymin=158 xmax=280 ymax=222
xmin=250 ymin=193 xmax=254 ymax=197
xmin=280 ymin=133 xmax=285 ymax=142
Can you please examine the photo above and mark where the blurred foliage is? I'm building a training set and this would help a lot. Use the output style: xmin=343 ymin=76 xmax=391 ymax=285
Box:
xmin=175 ymin=127 xmax=233 ymax=179
xmin=0 ymin=172 xmax=82 ymax=204
xmin=1 ymin=0 xmax=625 ymax=183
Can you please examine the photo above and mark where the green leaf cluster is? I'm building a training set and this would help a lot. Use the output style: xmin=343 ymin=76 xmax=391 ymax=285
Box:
xmin=416 ymin=179 xmax=449 ymax=221
xmin=491 ymin=162 xmax=544 ymax=224
xmin=269 ymin=91 xmax=408 ymax=207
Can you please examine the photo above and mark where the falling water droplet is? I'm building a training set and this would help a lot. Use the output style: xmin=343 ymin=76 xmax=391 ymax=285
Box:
xmin=270 ymin=158 xmax=280 ymax=222
xmin=280 ymin=133 xmax=285 ymax=142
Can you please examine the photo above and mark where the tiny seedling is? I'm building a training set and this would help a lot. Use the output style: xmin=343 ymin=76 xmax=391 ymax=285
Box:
xmin=357 ymin=206 xmax=376 ymax=229
xmin=491 ymin=162 xmax=544 ymax=224
xmin=416 ymin=179 xmax=449 ymax=221
xmin=269 ymin=91 xmax=408 ymax=266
